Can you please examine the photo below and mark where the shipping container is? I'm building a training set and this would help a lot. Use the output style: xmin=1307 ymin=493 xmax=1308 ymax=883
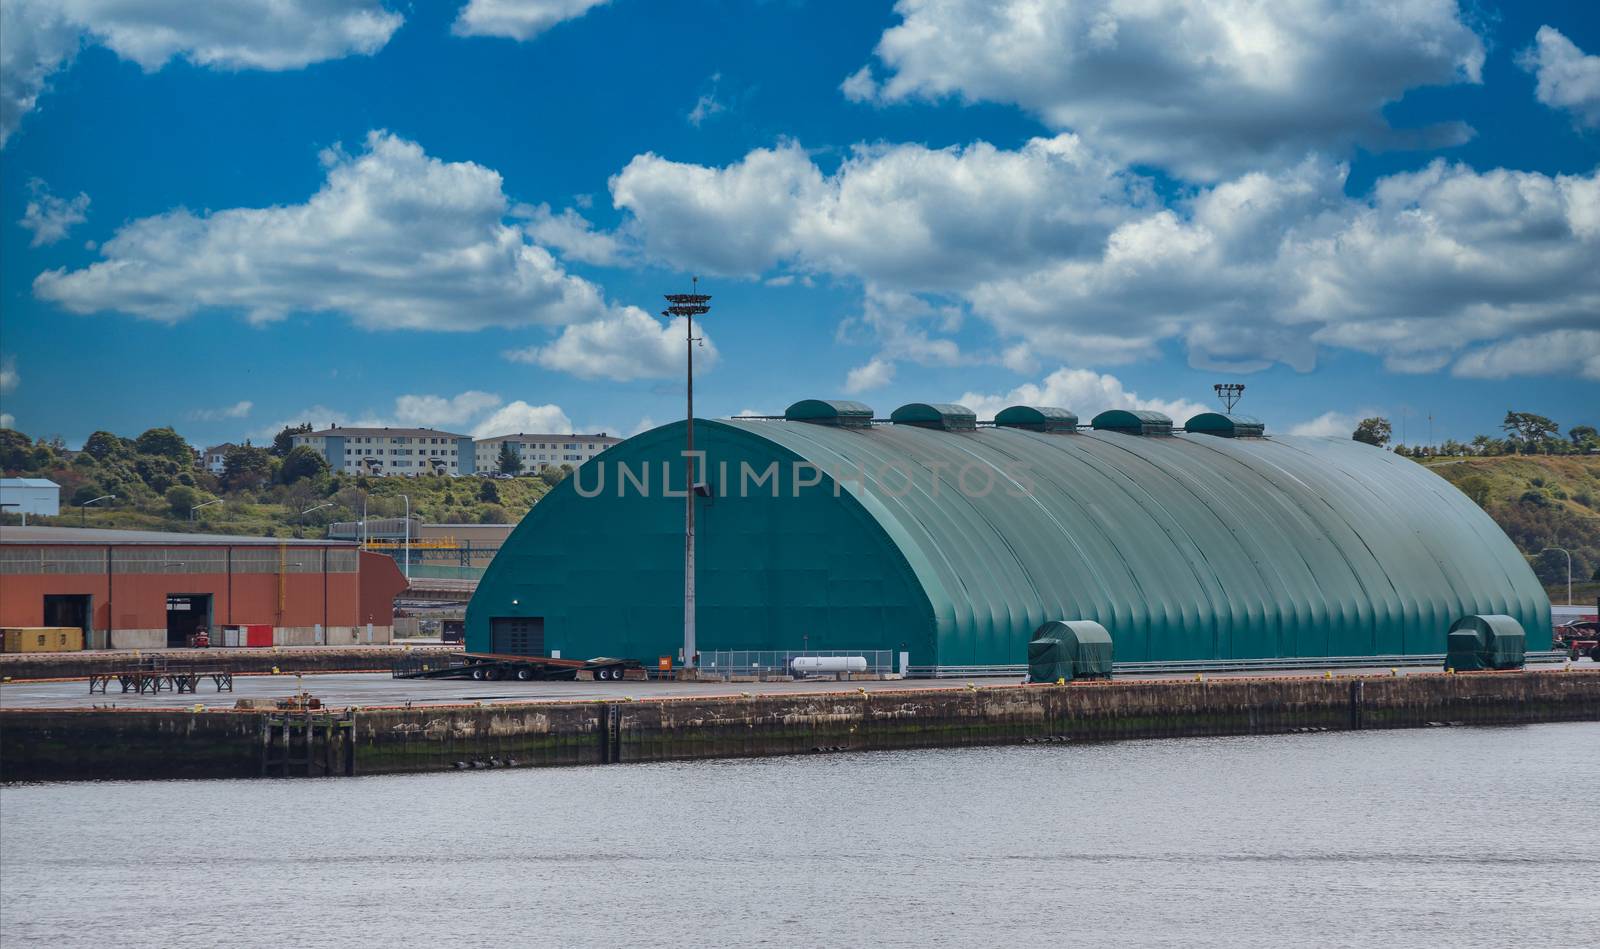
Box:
xmin=2 ymin=627 xmax=84 ymax=653
xmin=245 ymin=624 xmax=273 ymax=647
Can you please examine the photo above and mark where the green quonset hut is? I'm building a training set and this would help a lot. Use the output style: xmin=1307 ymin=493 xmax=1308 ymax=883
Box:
xmin=466 ymin=400 xmax=1550 ymax=673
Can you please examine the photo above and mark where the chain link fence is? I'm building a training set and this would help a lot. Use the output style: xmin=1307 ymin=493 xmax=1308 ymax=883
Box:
xmin=698 ymin=649 xmax=897 ymax=679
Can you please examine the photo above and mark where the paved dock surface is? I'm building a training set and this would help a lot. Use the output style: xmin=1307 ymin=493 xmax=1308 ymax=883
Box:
xmin=2 ymin=658 xmax=1591 ymax=710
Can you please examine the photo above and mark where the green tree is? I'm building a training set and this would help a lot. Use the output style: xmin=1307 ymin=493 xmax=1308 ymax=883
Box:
xmin=539 ymin=464 xmax=572 ymax=487
xmin=278 ymin=445 xmax=330 ymax=484
xmin=165 ymin=484 xmax=200 ymax=517
xmin=496 ymin=442 xmax=523 ymax=476
xmin=0 ymin=428 xmax=31 ymax=471
xmin=1502 ymin=411 xmax=1559 ymax=453
xmin=222 ymin=444 xmax=273 ymax=490
xmin=1570 ymin=424 xmax=1599 ymax=452
xmin=478 ymin=478 xmax=500 ymax=503
xmin=135 ymin=426 xmax=192 ymax=463
xmin=270 ymin=423 xmax=314 ymax=457
xmin=1352 ymin=417 xmax=1392 ymax=448
xmin=477 ymin=503 xmax=510 ymax=524
xmin=82 ymin=430 xmax=131 ymax=462
xmin=134 ymin=455 xmax=184 ymax=493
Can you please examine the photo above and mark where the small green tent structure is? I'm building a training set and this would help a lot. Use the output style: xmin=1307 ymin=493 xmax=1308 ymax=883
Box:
xmin=1445 ymin=614 xmax=1527 ymax=671
xmin=1030 ymin=620 xmax=1113 ymax=681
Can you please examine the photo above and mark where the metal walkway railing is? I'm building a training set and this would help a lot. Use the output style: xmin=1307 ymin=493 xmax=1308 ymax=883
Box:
xmin=910 ymin=651 xmax=1570 ymax=679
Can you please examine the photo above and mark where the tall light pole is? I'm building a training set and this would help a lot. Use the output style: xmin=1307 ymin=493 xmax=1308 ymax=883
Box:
xmin=1540 ymin=546 xmax=1573 ymax=606
xmin=80 ymin=494 xmax=114 ymax=527
xmin=399 ymin=494 xmax=411 ymax=580
xmin=666 ymin=279 xmax=711 ymax=671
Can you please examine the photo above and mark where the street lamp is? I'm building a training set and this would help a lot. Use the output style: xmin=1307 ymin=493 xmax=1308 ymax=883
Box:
xmin=191 ymin=498 xmax=223 ymax=522
xmin=1540 ymin=546 xmax=1573 ymax=606
xmin=666 ymin=279 xmax=711 ymax=672
xmin=80 ymin=494 xmax=114 ymax=526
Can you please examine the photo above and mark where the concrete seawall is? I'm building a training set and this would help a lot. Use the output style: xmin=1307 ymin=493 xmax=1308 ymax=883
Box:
xmin=4 ymin=670 xmax=1597 ymax=781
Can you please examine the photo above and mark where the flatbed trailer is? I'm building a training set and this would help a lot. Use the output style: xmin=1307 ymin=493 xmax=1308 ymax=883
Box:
xmin=392 ymin=653 xmax=640 ymax=682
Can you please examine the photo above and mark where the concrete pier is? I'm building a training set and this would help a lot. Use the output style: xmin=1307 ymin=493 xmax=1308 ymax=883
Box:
xmin=3 ymin=670 xmax=1596 ymax=781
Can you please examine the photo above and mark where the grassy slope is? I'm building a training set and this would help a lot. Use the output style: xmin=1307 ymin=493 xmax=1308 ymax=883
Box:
xmin=1423 ymin=455 xmax=1600 ymax=604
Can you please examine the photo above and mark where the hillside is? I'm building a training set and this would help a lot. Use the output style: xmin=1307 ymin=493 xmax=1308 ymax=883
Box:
xmin=0 ymin=426 xmax=556 ymax=538
xmin=1424 ymin=455 xmax=1600 ymax=604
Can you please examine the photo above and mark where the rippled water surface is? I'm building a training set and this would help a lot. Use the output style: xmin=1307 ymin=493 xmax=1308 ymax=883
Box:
xmin=4 ymin=723 xmax=1597 ymax=948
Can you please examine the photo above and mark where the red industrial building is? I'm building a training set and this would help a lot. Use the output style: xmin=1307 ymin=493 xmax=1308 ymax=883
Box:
xmin=0 ymin=527 xmax=408 ymax=650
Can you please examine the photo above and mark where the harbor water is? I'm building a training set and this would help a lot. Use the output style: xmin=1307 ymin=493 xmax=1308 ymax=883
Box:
xmin=3 ymin=722 xmax=1597 ymax=948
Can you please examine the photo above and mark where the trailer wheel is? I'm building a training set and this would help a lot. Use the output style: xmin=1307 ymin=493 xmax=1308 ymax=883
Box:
xmin=516 ymin=668 xmax=533 ymax=681
xmin=471 ymin=667 xmax=486 ymax=681
xmin=486 ymin=667 xmax=503 ymax=681
xmin=595 ymin=667 xmax=608 ymax=680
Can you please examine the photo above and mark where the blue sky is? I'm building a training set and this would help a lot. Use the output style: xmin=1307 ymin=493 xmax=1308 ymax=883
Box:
xmin=1 ymin=0 xmax=1596 ymax=448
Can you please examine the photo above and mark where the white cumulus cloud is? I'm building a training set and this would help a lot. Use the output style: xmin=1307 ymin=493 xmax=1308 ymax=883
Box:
xmin=256 ymin=391 xmax=574 ymax=441
xmin=1451 ymin=329 xmax=1600 ymax=382
xmin=958 ymin=367 xmax=1209 ymax=423
xmin=190 ymin=400 xmax=254 ymax=422
xmin=0 ymin=0 xmax=402 ymax=147
xmin=1519 ymin=26 xmax=1600 ymax=129
xmin=0 ymin=354 xmax=18 ymax=394
xmin=394 ymin=391 xmax=503 ymax=427
xmin=1287 ymin=411 xmax=1361 ymax=438
xmin=844 ymin=358 xmax=896 ymax=394
xmin=470 ymin=401 xmax=574 ymax=438
xmin=451 ymin=0 xmax=607 ymax=40
xmin=33 ymin=131 xmax=613 ymax=331
xmin=847 ymin=0 xmax=1485 ymax=180
xmin=607 ymin=133 xmax=1600 ymax=379
xmin=507 ymin=308 xmax=717 ymax=381
xmin=18 ymin=179 xmax=89 ymax=246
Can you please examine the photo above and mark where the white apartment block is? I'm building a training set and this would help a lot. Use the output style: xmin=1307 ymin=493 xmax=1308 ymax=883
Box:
xmin=201 ymin=443 xmax=235 ymax=475
xmin=474 ymin=432 xmax=620 ymax=474
xmin=293 ymin=427 xmax=477 ymax=476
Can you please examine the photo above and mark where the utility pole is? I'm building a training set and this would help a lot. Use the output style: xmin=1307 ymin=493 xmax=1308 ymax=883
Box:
xmin=665 ymin=279 xmax=711 ymax=672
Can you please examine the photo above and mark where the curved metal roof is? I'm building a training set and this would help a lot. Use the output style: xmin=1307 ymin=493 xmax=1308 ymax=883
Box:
xmin=716 ymin=418 xmax=1549 ymax=664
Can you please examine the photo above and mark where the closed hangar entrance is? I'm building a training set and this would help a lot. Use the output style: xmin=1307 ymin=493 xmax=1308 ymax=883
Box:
xmin=491 ymin=617 xmax=544 ymax=655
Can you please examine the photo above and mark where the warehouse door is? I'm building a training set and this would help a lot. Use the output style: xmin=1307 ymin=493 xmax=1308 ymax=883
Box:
xmin=166 ymin=594 xmax=213 ymax=648
xmin=490 ymin=617 xmax=544 ymax=656
xmin=42 ymin=595 xmax=91 ymax=649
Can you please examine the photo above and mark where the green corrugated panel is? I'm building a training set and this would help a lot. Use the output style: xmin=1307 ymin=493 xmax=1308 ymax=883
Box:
xmin=466 ymin=418 xmax=1550 ymax=671
xmin=1034 ymin=620 xmax=1113 ymax=678
xmin=1447 ymin=614 xmax=1526 ymax=669
xmin=1027 ymin=636 xmax=1072 ymax=682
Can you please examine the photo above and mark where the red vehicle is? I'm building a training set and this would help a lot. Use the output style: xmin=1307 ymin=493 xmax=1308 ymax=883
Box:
xmin=189 ymin=629 xmax=210 ymax=648
xmin=1553 ymin=620 xmax=1599 ymax=661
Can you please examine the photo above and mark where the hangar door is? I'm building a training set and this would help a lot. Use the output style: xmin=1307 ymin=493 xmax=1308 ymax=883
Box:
xmin=490 ymin=617 xmax=544 ymax=656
